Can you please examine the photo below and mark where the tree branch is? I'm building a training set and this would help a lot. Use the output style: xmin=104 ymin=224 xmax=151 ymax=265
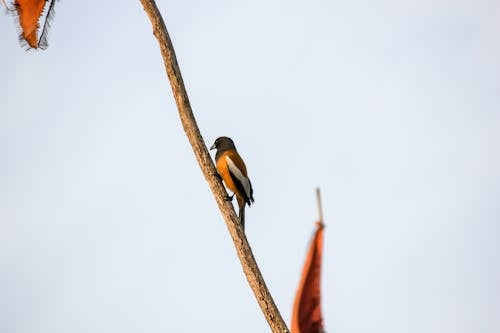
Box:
xmin=138 ymin=1 xmax=290 ymax=332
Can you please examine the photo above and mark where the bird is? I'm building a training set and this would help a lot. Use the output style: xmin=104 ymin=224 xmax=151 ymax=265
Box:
xmin=210 ymin=136 xmax=254 ymax=230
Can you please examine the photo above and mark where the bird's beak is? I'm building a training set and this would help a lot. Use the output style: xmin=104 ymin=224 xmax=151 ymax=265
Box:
xmin=210 ymin=143 xmax=216 ymax=150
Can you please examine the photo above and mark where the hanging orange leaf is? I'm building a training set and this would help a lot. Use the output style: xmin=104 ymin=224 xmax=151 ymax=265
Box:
xmin=14 ymin=0 xmax=56 ymax=49
xmin=291 ymin=221 xmax=326 ymax=333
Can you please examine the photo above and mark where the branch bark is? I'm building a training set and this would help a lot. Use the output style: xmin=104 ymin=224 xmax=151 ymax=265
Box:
xmin=139 ymin=1 xmax=290 ymax=332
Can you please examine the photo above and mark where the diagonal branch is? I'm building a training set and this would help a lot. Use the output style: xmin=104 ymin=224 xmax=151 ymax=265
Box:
xmin=139 ymin=1 xmax=290 ymax=332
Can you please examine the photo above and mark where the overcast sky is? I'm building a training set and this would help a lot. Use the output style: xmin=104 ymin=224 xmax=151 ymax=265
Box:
xmin=1 ymin=1 xmax=499 ymax=332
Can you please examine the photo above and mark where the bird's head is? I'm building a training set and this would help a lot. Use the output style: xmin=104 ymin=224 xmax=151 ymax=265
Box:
xmin=210 ymin=136 xmax=236 ymax=153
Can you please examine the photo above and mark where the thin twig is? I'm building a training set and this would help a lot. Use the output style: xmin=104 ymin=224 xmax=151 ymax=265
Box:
xmin=138 ymin=1 xmax=289 ymax=332
xmin=316 ymin=188 xmax=324 ymax=225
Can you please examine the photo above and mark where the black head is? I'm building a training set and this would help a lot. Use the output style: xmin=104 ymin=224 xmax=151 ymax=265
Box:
xmin=210 ymin=136 xmax=236 ymax=153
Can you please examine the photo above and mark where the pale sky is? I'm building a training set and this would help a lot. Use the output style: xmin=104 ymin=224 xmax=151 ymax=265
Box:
xmin=1 ymin=1 xmax=499 ymax=332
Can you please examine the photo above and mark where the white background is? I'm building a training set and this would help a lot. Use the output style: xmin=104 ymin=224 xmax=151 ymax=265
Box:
xmin=1 ymin=1 xmax=499 ymax=332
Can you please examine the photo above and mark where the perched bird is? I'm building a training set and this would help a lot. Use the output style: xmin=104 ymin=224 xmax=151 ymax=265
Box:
xmin=210 ymin=136 xmax=254 ymax=230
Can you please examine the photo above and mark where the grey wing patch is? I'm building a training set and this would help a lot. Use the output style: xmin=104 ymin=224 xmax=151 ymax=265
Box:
xmin=226 ymin=155 xmax=253 ymax=205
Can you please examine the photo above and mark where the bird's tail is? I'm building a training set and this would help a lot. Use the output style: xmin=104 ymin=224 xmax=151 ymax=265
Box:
xmin=238 ymin=203 xmax=245 ymax=231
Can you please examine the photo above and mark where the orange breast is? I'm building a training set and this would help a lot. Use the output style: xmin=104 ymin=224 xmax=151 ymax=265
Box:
xmin=216 ymin=150 xmax=247 ymax=206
